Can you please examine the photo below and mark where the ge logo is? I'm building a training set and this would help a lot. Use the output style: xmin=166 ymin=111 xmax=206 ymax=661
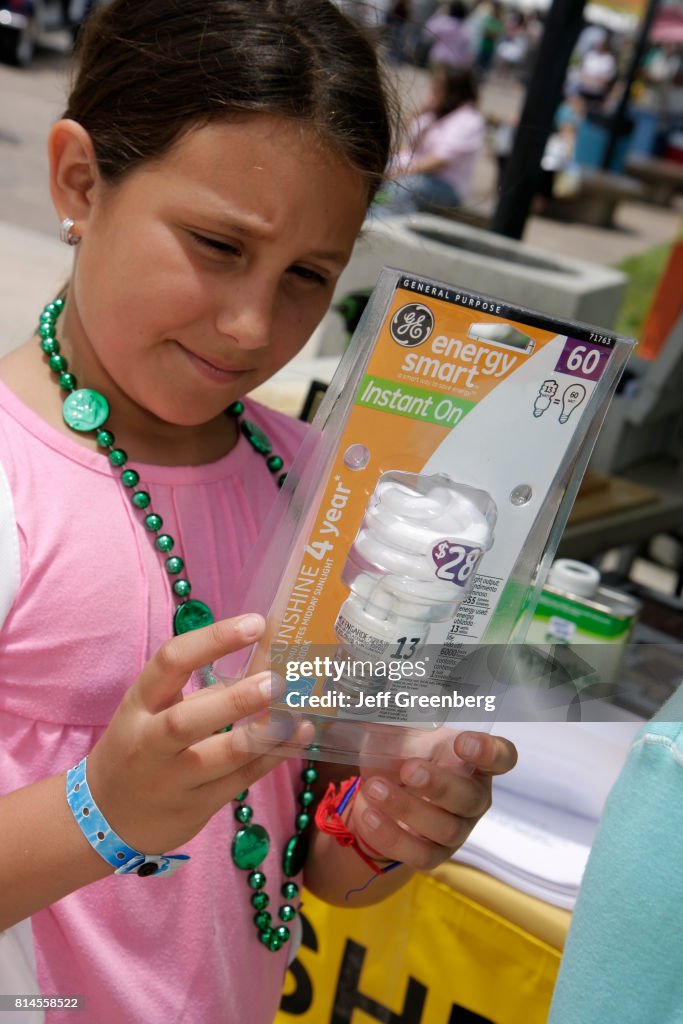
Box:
xmin=390 ymin=303 xmax=435 ymax=347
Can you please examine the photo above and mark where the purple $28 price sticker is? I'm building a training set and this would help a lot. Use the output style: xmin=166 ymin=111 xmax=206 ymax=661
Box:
xmin=432 ymin=540 xmax=483 ymax=587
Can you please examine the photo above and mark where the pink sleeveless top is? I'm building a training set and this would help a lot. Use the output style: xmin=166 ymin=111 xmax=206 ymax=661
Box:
xmin=0 ymin=379 xmax=309 ymax=1024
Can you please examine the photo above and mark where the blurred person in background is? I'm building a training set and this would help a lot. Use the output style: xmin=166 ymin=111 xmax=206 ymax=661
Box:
xmin=577 ymin=34 xmax=618 ymax=108
xmin=641 ymin=41 xmax=683 ymax=121
xmin=493 ymin=92 xmax=586 ymax=211
xmin=423 ymin=1 xmax=473 ymax=70
xmin=374 ymin=65 xmax=485 ymax=215
xmin=474 ymin=0 xmax=505 ymax=77
xmin=575 ymin=20 xmax=607 ymax=59
xmin=494 ymin=9 xmax=530 ymax=80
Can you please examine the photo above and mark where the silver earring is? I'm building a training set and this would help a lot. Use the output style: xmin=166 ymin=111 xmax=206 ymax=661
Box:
xmin=59 ymin=217 xmax=81 ymax=246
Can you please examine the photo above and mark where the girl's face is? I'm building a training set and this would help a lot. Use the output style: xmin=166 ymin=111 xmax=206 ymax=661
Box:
xmin=65 ymin=116 xmax=368 ymax=437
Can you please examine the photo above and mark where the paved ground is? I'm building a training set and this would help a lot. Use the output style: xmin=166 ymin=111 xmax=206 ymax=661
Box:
xmin=1 ymin=45 xmax=680 ymax=351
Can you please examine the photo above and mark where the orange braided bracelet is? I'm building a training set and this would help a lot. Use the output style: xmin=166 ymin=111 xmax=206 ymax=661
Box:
xmin=314 ymin=776 xmax=402 ymax=876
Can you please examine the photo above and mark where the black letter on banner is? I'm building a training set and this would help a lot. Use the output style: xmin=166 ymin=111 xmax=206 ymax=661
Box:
xmin=331 ymin=939 xmax=427 ymax=1022
xmin=280 ymin=911 xmax=317 ymax=1015
xmin=447 ymin=1003 xmax=494 ymax=1023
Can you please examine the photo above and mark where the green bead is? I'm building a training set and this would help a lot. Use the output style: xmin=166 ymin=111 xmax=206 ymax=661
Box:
xmin=282 ymin=834 xmax=308 ymax=877
xmin=235 ymin=790 xmax=249 ymax=802
xmin=254 ymin=911 xmax=271 ymax=930
xmin=268 ymin=936 xmax=283 ymax=952
xmin=173 ymin=599 xmax=214 ymax=635
xmin=279 ymin=905 xmax=296 ymax=923
xmin=155 ymin=534 xmax=174 ymax=552
xmin=302 ymin=767 xmax=318 ymax=785
xmin=49 ymin=354 xmax=67 ymax=373
xmin=165 ymin=556 xmax=183 ymax=574
xmin=247 ymin=871 xmax=267 ymax=891
xmin=299 ymin=790 xmax=315 ymax=808
xmin=97 ymin=430 xmax=114 ymax=448
xmin=232 ymin=824 xmax=270 ymax=870
xmin=227 ymin=400 xmax=244 ymax=417
xmin=59 ymin=372 xmax=77 ymax=391
xmin=144 ymin=513 xmax=162 ymax=532
xmin=266 ymin=454 xmax=284 ymax=473
xmin=241 ymin=419 xmax=272 ymax=455
xmin=251 ymin=892 xmax=269 ymax=911
xmin=41 ymin=338 xmax=59 ymax=354
xmin=275 ymin=925 xmax=290 ymax=942
xmin=53 ymin=298 xmax=64 ymax=310
xmin=296 ymin=812 xmax=311 ymax=831
xmin=39 ymin=310 xmax=55 ymax=323
xmin=235 ymin=805 xmax=253 ymax=824
xmin=278 ymin=473 xmax=287 ymax=489
xmin=258 ymin=928 xmax=273 ymax=945
xmin=173 ymin=579 xmax=191 ymax=598
xmin=38 ymin=324 xmax=55 ymax=339
xmin=62 ymin=389 xmax=109 ymax=432
xmin=121 ymin=469 xmax=139 ymax=488
xmin=108 ymin=448 xmax=128 ymax=468
xmin=132 ymin=490 xmax=150 ymax=509
xmin=281 ymin=882 xmax=298 ymax=900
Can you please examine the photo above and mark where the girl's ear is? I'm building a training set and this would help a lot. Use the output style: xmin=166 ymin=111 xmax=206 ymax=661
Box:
xmin=48 ymin=119 xmax=100 ymax=230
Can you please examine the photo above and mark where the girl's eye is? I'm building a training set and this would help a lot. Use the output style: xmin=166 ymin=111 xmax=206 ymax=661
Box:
xmin=288 ymin=265 xmax=327 ymax=285
xmin=192 ymin=233 xmax=240 ymax=256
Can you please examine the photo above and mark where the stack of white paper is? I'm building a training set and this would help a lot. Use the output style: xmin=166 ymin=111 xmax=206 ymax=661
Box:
xmin=454 ymin=719 xmax=643 ymax=909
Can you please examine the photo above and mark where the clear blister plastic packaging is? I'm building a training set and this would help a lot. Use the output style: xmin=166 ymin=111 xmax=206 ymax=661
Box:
xmin=214 ymin=267 xmax=635 ymax=765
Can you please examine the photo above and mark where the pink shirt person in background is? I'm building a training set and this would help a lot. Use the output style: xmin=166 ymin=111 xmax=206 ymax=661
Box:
xmin=375 ymin=65 xmax=485 ymax=216
xmin=424 ymin=1 xmax=473 ymax=69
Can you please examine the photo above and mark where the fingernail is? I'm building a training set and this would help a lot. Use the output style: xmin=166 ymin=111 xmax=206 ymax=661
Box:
xmin=366 ymin=779 xmax=389 ymax=801
xmin=459 ymin=736 xmax=482 ymax=760
xmin=363 ymin=809 xmax=382 ymax=830
xmin=238 ymin=614 xmax=263 ymax=642
xmin=259 ymin=672 xmax=285 ymax=700
xmin=403 ymin=764 xmax=429 ymax=788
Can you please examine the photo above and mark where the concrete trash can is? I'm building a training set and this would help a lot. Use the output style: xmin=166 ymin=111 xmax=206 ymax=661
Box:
xmin=310 ymin=214 xmax=627 ymax=357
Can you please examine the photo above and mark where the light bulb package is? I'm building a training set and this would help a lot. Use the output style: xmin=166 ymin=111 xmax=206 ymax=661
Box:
xmin=219 ymin=268 xmax=634 ymax=765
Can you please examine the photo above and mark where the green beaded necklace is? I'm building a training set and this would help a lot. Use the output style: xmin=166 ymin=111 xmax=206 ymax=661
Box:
xmin=38 ymin=296 xmax=315 ymax=954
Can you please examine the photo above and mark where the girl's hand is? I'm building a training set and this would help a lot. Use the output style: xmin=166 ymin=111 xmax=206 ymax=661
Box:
xmin=352 ymin=730 xmax=518 ymax=871
xmin=85 ymin=614 xmax=311 ymax=857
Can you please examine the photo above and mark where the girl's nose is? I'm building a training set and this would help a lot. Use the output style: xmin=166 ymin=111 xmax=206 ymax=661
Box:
xmin=215 ymin=280 xmax=275 ymax=351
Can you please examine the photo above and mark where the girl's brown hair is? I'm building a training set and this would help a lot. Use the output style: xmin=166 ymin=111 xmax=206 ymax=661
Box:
xmin=65 ymin=0 xmax=397 ymax=203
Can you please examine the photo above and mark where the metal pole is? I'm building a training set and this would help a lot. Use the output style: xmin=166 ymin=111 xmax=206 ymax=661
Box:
xmin=600 ymin=0 xmax=662 ymax=170
xmin=490 ymin=0 xmax=586 ymax=240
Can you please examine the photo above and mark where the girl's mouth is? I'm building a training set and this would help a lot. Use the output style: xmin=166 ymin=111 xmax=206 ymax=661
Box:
xmin=177 ymin=343 xmax=253 ymax=384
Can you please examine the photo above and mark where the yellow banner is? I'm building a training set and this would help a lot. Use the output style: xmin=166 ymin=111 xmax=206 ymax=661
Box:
xmin=277 ymin=873 xmax=562 ymax=1024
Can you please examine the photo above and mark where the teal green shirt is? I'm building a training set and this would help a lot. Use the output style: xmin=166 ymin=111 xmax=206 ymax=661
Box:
xmin=549 ymin=689 xmax=683 ymax=1023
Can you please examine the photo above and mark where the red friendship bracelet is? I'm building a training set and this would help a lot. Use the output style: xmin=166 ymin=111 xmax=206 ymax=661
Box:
xmin=314 ymin=776 xmax=401 ymax=876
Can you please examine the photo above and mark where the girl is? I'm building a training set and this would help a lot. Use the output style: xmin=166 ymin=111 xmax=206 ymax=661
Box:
xmin=0 ymin=2 xmax=517 ymax=1021
xmin=375 ymin=65 xmax=486 ymax=216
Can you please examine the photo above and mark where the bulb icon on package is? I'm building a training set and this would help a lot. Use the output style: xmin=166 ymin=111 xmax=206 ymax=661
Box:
xmin=533 ymin=379 xmax=558 ymax=418
xmin=559 ymin=383 xmax=586 ymax=424
xmin=331 ymin=471 xmax=497 ymax=706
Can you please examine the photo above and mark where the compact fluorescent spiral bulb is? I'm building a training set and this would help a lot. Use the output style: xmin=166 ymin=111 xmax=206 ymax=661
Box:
xmin=331 ymin=471 xmax=497 ymax=706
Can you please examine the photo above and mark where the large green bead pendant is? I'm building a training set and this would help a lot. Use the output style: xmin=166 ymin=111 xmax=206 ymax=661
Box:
xmin=241 ymin=419 xmax=273 ymax=455
xmin=62 ymin=388 xmax=110 ymax=432
xmin=232 ymin=824 xmax=271 ymax=870
xmin=173 ymin=599 xmax=214 ymax=635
